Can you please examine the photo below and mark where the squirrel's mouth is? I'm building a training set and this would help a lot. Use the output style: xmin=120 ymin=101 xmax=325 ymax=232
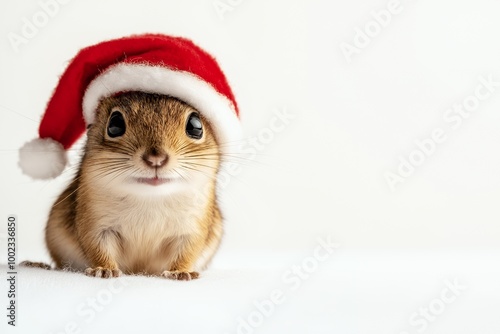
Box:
xmin=135 ymin=177 xmax=174 ymax=186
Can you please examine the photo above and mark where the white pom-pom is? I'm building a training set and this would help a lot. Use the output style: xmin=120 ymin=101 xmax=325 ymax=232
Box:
xmin=18 ymin=138 xmax=67 ymax=180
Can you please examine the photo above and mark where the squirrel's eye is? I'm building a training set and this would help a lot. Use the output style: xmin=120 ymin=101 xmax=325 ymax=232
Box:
xmin=186 ymin=112 xmax=203 ymax=139
xmin=107 ymin=111 xmax=126 ymax=138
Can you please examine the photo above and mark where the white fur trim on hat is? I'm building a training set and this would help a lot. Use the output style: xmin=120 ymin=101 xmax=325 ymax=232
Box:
xmin=82 ymin=63 xmax=242 ymax=151
xmin=18 ymin=138 xmax=68 ymax=179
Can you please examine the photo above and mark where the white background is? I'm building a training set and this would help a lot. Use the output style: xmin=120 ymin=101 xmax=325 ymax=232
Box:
xmin=1 ymin=0 xmax=499 ymax=259
xmin=1 ymin=0 xmax=500 ymax=333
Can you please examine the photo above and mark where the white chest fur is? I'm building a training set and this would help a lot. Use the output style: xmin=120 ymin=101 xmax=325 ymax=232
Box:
xmin=90 ymin=191 xmax=204 ymax=274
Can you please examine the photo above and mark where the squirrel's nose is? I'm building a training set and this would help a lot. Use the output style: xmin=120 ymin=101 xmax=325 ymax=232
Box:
xmin=142 ymin=151 xmax=169 ymax=168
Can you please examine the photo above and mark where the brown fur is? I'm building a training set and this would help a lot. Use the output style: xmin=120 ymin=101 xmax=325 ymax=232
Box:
xmin=44 ymin=92 xmax=223 ymax=280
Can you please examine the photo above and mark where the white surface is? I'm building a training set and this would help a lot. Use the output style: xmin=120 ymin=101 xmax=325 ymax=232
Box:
xmin=2 ymin=250 xmax=500 ymax=334
xmin=1 ymin=0 xmax=500 ymax=333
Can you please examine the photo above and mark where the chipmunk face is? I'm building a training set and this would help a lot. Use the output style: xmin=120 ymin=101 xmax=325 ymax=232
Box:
xmin=84 ymin=92 xmax=220 ymax=196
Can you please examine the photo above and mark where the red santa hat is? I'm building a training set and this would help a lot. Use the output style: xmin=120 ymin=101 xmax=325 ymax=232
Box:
xmin=18 ymin=33 xmax=241 ymax=179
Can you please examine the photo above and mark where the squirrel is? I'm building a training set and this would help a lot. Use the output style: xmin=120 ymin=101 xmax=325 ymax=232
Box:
xmin=23 ymin=91 xmax=224 ymax=280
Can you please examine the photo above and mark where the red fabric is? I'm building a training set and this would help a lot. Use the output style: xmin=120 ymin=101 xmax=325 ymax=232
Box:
xmin=39 ymin=34 xmax=239 ymax=149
